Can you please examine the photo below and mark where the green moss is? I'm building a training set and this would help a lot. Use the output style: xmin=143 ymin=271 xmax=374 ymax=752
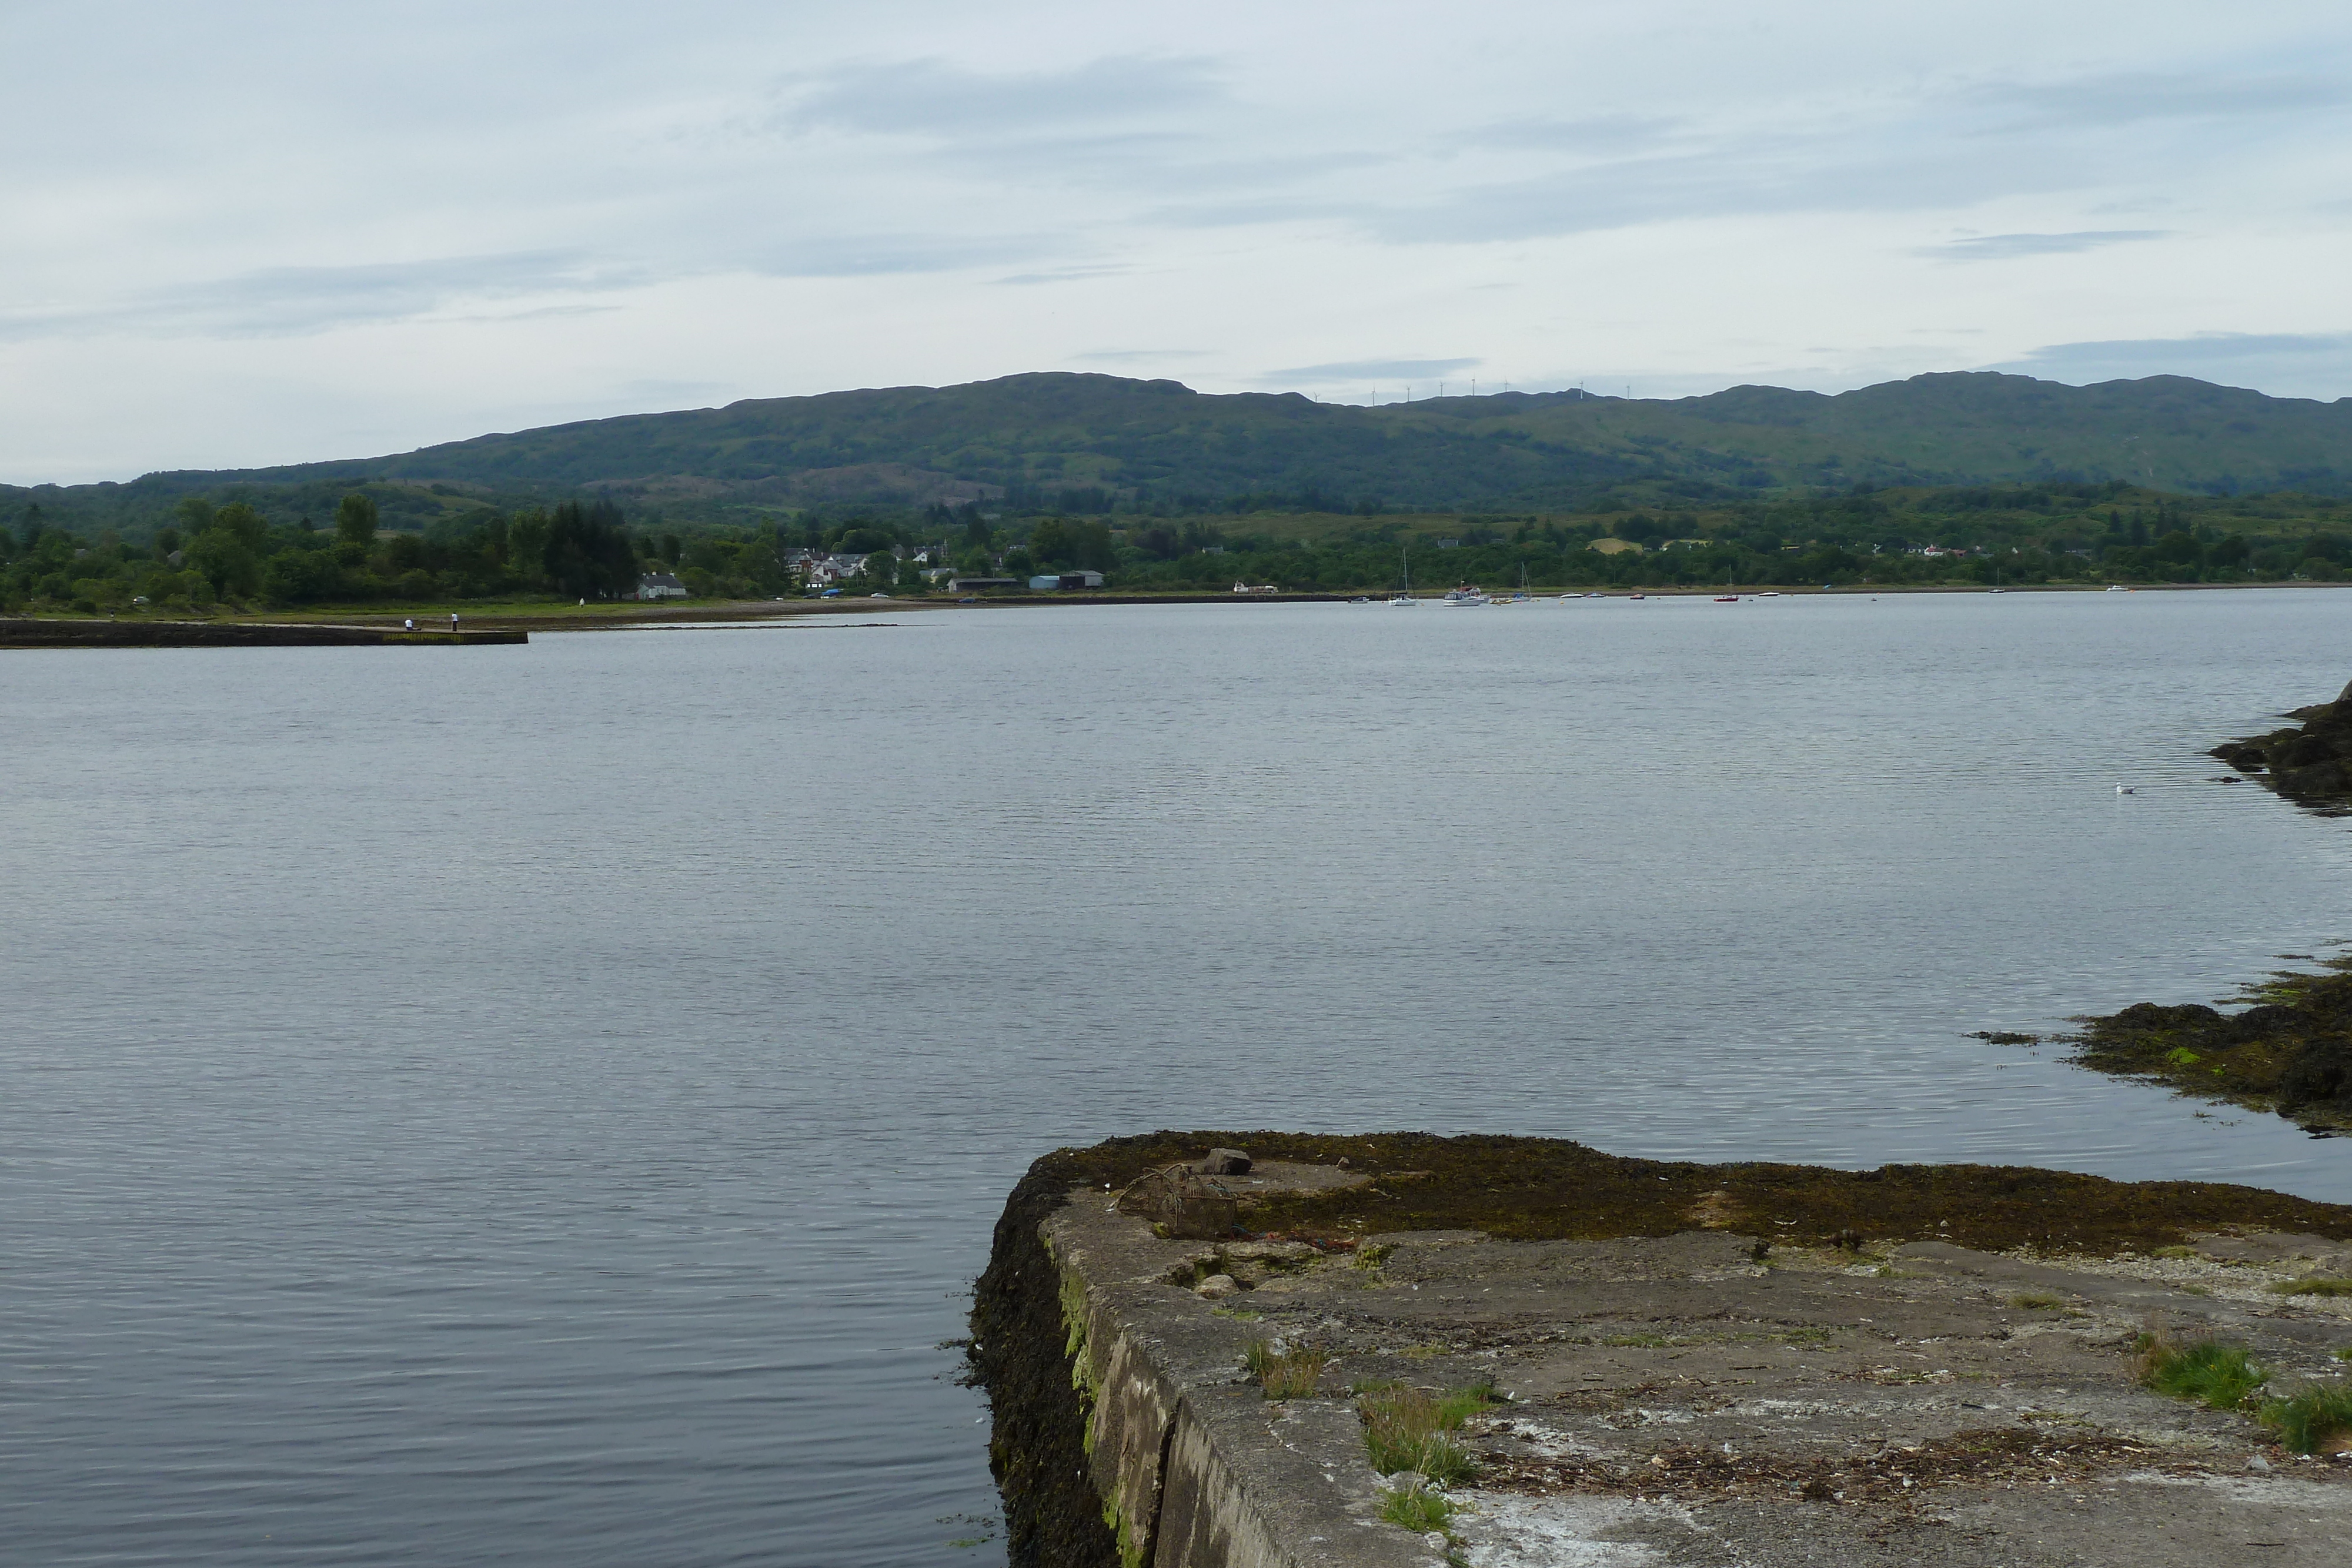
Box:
xmin=1100 ymin=1497 xmax=1149 ymax=1568
xmin=2271 ymin=1276 xmax=2352 ymax=1296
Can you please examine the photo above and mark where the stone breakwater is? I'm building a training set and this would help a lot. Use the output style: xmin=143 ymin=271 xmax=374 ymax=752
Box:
xmin=971 ymin=1132 xmax=2352 ymax=1568
xmin=0 ymin=617 xmax=525 ymax=647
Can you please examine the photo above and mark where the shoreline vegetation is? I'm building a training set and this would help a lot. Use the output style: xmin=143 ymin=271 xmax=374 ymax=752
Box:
xmin=12 ymin=475 xmax=2352 ymax=622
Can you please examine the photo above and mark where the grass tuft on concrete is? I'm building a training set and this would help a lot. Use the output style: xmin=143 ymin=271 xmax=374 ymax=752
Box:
xmin=2259 ymin=1385 xmax=2352 ymax=1454
xmin=1243 ymin=1340 xmax=1328 ymax=1400
xmin=2270 ymin=1276 xmax=2352 ymax=1296
xmin=1375 ymin=1482 xmax=1456 ymax=1533
xmin=1358 ymin=1383 xmax=1501 ymax=1486
xmin=2136 ymin=1337 xmax=2270 ymax=1410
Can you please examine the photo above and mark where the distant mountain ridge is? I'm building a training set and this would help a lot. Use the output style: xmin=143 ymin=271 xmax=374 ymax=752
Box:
xmin=16 ymin=369 xmax=2352 ymax=531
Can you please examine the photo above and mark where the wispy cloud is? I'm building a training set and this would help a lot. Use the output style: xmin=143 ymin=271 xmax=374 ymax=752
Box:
xmin=992 ymin=265 xmax=1129 ymax=287
xmin=779 ymin=55 xmax=1225 ymax=139
xmin=1927 ymin=229 xmax=2170 ymax=260
xmin=1071 ymin=349 xmax=1211 ymax=363
xmin=1976 ymin=71 xmax=2352 ymax=131
xmin=0 ymin=252 xmax=646 ymax=342
xmin=1260 ymin=357 xmax=1480 ymax=385
xmin=750 ymin=233 xmax=1052 ymax=278
xmin=1986 ymin=331 xmax=2352 ymax=396
xmin=1440 ymin=113 xmax=1684 ymax=155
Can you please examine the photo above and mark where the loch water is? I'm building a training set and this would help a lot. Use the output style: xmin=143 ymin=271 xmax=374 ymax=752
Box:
xmin=6 ymin=589 xmax=2352 ymax=1567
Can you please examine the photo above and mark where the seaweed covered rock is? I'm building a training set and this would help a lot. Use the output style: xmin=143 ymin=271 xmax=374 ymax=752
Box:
xmin=2211 ymin=677 xmax=2352 ymax=808
xmin=2066 ymin=963 xmax=2352 ymax=1131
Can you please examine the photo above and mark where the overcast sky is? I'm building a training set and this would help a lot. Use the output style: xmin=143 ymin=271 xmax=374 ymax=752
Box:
xmin=6 ymin=1 xmax=2352 ymax=483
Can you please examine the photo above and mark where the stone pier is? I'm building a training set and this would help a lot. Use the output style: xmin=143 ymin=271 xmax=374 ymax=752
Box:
xmin=971 ymin=1132 xmax=2352 ymax=1568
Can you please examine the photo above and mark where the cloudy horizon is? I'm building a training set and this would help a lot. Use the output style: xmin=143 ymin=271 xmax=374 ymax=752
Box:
xmin=6 ymin=1 xmax=2352 ymax=484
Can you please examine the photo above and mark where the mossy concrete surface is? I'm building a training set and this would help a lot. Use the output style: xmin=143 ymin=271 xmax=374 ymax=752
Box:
xmin=975 ymin=1135 xmax=2352 ymax=1567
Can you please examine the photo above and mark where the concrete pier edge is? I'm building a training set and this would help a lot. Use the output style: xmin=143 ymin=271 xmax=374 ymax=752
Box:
xmin=973 ymin=1132 xmax=2352 ymax=1568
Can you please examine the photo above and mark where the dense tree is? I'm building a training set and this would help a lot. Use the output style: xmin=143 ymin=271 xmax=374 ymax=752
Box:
xmin=335 ymin=494 xmax=380 ymax=547
xmin=542 ymin=499 xmax=637 ymax=599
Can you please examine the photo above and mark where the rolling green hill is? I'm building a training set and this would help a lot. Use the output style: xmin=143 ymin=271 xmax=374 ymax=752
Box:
xmin=12 ymin=369 xmax=2352 ymax=541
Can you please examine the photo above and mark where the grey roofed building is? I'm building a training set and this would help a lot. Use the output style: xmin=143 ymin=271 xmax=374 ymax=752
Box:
xmin=636 ymin=572 xmax=689 ymax=600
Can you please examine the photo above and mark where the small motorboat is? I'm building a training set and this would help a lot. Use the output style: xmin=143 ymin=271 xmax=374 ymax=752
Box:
xmin=1713 ymin=594 xmax=1739 ymax=603
xmin=1442 ymin=586 xmax=1490 ymax=606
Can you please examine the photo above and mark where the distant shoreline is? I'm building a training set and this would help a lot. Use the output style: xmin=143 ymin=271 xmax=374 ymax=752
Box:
xmin=9 ymin=577 xmax=2348 ymax=645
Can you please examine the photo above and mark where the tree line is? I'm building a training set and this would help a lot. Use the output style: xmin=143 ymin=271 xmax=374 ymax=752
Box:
xmin=9 ymin=481 xmax=2352 ymax=614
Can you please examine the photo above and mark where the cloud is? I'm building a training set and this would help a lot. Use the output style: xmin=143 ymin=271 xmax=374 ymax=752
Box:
xmin=749 ymin=233 xmax=1053 ymax=278
xmin=779 ymin=54 xmax=1224 ymax=139
xmin=1977 ymin=72 xmax=2352 ymax=131
xmin=1441 ymin=113 xmax=1684 ymax=155
xmin=1071 ymin=349 xmax=1213 ymax=363
xmin=0 ymin=252 xmax=646 ymax=342
xmin=1986 ymin=332 xmax=2352 ymax=397
xmin=1927 ymin=229 xmax=2170 ymax=260
xmin=1260 ymin=357 xmax=1481 ymax=385
xmin=991 ymin=265 xmax=1130 ymax=287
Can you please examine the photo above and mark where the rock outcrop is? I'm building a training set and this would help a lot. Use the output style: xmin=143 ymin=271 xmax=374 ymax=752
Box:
xmin=2211 ymin=678 xmax=2352 ymax=809
xmin=2059 ymin=969 xmax=2352 ymax=1132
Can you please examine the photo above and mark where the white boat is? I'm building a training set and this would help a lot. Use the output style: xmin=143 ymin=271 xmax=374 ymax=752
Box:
xmin=2104 ymin=584 xmax=2127 ymax=592
xmin=1442 ymin=586 xmax=1489 ymax=606
xmin=1388 ymin=547 xmax=1418 ymax=604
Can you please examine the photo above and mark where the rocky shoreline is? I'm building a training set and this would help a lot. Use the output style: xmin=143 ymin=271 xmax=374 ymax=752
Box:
xmin=1981 ymin=677 xmax=2352 ymax=1134
xmin=2211 ymin=678 xmax=2352 ymax=810
xmin=972 ymin=1133 xmax=2352 ymax=1567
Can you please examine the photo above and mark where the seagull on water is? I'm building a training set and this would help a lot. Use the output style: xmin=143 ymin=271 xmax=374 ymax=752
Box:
xmin=2116 ymin=784 xmax=2137 ymax=795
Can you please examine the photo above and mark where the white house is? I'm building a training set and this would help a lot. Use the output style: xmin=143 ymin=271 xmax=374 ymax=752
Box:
xmin=637 ymin=572 xmax=689 ymax=600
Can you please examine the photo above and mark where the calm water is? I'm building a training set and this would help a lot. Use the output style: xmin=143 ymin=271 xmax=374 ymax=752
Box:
xmin=6 ymin=590 xmax=2352 ymax=1566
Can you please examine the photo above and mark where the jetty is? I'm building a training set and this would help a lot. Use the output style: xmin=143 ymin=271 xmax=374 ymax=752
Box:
xmin=974 ymin=1132 xmax=2352 ymax=1567
xmin=0 ymin=617 xmax=526 ymax=648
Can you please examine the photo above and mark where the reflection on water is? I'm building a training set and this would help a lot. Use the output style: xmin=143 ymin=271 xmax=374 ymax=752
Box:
xmin=5 ymin=590 xmax=2351 ymax=1566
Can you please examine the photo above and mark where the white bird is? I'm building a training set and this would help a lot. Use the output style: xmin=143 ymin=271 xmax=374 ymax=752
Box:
xmin=2116 ymin=784 xmax=2136 ymax=795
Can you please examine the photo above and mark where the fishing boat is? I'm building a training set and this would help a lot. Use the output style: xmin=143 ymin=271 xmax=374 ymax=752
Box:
xmin=1442 ymin=585 xmax=1489 ymax=606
